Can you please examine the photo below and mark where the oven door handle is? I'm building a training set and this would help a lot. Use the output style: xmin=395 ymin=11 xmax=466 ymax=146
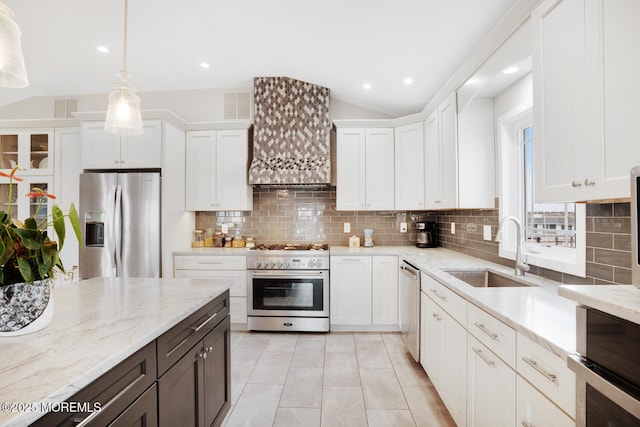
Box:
xmin=567 ymin=354 xmax=640 ymax=419
xmin=249 ymin=270 xmax=326 ymax=279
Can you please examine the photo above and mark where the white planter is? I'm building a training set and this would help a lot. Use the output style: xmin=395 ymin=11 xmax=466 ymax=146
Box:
xmin=0 ymin=279 xmax=53 ymax=336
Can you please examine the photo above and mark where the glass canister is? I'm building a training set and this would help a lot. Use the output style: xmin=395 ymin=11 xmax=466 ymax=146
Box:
xmin=203 ymin=228 xmax=214 ymax=247
xmin=213 ymin=233 xmax=224 ymax=248
xmin=245 ymin=237 xmax=255 ymax=248
xmin=224 ymin=236 xmax=233 ymax=248
xmin=191 ymin=230 xmax=204 ymax=248
xmin=232 ymin=236 xmax=246 ymax=248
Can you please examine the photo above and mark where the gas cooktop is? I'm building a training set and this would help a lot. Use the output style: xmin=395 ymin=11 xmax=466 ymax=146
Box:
xmin=250 ymin=243 xmax=329 ymax=251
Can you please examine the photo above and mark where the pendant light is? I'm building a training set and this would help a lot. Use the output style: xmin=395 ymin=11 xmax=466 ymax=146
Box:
xmin=104 ymin=0 xmax=143 ymax=135
xmin=0 ymin=1 xmax=28 ymax=88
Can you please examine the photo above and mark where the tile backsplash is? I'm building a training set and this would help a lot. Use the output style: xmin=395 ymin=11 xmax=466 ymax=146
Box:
xmin=196 ymin=187 xmax=418 ymax=247
xmin=196 ymin=189 xmax=632 ymax=285
xmin=425 ymin=200 xmax=632 ymax=286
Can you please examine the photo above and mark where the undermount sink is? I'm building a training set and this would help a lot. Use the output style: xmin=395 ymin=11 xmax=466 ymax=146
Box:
xmin=444 ymin=269 xmax=535 ymax=288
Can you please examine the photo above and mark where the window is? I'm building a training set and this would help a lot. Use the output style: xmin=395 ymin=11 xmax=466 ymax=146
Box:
xmin=498 ymin=109 xmax=585 ymax=277
xmin=522 ymin=125 xmax=576 ymax=249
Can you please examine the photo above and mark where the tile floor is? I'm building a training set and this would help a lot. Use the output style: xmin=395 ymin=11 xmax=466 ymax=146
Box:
xmin=222 ymin=331 xmax=456 ymax=427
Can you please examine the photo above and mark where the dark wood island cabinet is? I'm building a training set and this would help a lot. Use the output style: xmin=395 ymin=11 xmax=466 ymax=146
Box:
xmin=31 ymin=289 xmax=231 ymax=427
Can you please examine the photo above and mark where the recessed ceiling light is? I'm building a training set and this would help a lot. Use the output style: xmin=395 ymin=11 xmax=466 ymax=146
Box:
xmin=200 ymin=62 xmax=211 ymax=69
xmin=363 ymin=83 xmax=372 ymax=90
xmin=503 ymin=66 xmax=519 ymax=74
xmin=403 ymin=77 xmax=413 ymax=85
xmin=97 ymin=46 xmax=109 ymax=53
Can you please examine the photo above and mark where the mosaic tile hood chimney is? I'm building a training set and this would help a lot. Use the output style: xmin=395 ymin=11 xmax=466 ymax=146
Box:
xmin=248 ymin=77 xmax=331 ymax=185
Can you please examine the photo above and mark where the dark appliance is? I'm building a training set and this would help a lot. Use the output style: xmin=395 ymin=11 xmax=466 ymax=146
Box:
xmin=567 ymin=306 xmax=640 ymax=426
xmin=631 ymin=166 xmax=640 ymax=289
xmin=246 ymin=244 xmax=329 ymax=332
xmin=416 ymin=221 xmax=437 ymax=248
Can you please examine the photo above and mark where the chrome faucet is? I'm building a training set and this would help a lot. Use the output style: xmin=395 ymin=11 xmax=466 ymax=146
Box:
xmin=495 ymin=216 xmax=530 ymax=276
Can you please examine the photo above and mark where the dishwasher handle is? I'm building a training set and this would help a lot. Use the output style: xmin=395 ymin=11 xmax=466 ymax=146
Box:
xmin=400 ymin=262 xmax=419 ymax=280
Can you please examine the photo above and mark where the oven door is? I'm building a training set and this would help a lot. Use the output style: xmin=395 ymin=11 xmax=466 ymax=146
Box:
xmin=569 ymin=355 xmax=640 ymax=426
xmin=247 ymin=270 xmax=329 ymax=317
xmin=569 ymin=306 xmax=640 ymax=426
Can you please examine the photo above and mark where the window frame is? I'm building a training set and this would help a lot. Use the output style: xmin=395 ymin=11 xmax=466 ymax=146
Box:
xmin=497 ymin=106 xmax=586 ymax=277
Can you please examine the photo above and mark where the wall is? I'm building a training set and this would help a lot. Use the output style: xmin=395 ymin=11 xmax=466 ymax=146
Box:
xmin=195 ymin=187 xmax=632 ymax=285
xmin=0 ymin=89 xmax=395 ymax=122
xmin=424 ymin=201 xmax=632 ymax=286
xmin=196 ymin=187 xmax=416 ymax=247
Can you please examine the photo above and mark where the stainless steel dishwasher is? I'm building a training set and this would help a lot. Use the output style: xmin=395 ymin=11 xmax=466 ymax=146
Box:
xmin=399 ymin=260 xmax=420 ymax=362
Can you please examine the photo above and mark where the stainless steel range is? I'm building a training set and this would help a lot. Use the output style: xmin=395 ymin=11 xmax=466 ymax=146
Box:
xmin=246 ymin=244 xmax=329 ymax=332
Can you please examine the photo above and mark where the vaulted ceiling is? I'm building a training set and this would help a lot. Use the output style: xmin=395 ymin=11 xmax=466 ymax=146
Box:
xmin=1 ymin=0 xmax=518 ymax=117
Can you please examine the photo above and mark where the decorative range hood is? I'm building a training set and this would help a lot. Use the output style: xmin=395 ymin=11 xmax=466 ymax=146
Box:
xmin=248 ymin=77 xmax=331 ymax=186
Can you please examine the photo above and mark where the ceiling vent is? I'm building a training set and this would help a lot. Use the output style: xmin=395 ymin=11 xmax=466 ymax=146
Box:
xmin=224 ymin=92 xmax=251 ymax=120
xmin=54 ymin=98 xmax=79 ymax=119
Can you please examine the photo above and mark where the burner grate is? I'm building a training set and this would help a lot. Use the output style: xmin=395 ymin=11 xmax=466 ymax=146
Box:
xmin=251 ymin=243 xmax=328 ymax=251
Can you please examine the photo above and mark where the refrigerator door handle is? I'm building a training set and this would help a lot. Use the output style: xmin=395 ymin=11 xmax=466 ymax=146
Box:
xmin=114 ymin=184 xmax=123 ymax=274
xmin=104 ymin=184 xmax=118 ymax=270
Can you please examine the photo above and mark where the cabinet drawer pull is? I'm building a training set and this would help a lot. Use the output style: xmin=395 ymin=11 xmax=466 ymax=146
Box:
xmin=472 ymin=347 xmax=495 ymax=366
xmin=522 ymin=356 xmax=558 ymax=384
xmin=521 ymin=421 xmax=534 ymax=427
xmin=199 ymin=261 xmax=223 ymax=265
xmin=571 ymin=180 xmax=582 ymax=188
xmin=432 ymin=313 xmax=442 ymax=321
xmin=473 ymin=322 xmax=498 ymax=340
xmin=584 ymin=178 xmax=595 ymax=186
xmin=191 ymin=312 xmax=218 ymax=333
xmin=430 ymin=289 xmax=447 ymax=301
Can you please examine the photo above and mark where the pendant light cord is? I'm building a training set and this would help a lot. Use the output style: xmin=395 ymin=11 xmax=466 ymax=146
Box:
xmin=122 ymin=0 xmax=128 ymax=72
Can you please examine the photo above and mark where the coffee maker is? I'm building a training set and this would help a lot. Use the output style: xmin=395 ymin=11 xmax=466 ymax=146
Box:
xmin=416 ymin=221 xmax=437 ymax=248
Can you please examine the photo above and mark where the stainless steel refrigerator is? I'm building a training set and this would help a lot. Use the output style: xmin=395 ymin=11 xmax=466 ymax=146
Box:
xmin=79 ymin=172 xmax=161 ymax=279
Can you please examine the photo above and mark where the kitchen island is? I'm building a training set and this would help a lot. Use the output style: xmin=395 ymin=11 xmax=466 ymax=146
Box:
xmin=0 ymin=277 xmax=231 ymax=426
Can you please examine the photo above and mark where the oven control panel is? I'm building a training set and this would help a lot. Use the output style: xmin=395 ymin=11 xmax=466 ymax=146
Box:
xmin=248 ymin=256 xmax=328 ymax=270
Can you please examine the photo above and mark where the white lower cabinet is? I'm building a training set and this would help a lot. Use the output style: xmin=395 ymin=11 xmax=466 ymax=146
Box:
xmin=418 ymin=273 xmax=576 ymax=427
xmin=517 ymin=333 xmax=576 ymax=419
xmin=517 ymin=375 xmax=575 ymax=427
xmin=420 ymin=291 xmax=467 ymax=426
xmin=372 ymin=256 xmax=398 ymax=325
xmin=173 ymin=255 xmax=247 ymax=324
xmin=330 ymin=255 xmax=398 ymax=328
xmin=467 ymin=334 xmax=515 ymax=427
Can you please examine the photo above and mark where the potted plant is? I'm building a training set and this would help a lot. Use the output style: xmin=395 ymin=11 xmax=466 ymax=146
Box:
xmin=0 ymin=167 xmax=81 ymax=335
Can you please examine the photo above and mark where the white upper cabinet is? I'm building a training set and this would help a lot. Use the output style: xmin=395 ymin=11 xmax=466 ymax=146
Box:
xmin=533 ymin=0 xmax=640 ymax=202
xmin=185 ymin=129 xmax=253 ymax=211
xmin=82 ymin=120 xmax=162 ymax=169
xmin=0 ymin=128 xmax=54 ymax=175
xmin=425 ymin=93 xmax=458 ymax=209
xmin=424 ymin=92 xmax=494 ymax=210
xmin=336 ymin=128 xmax=394 ymax=211
xmin=394 ymin=123 xmax=425 ymax=210
xmin=457 ymin=97 xmax=495 ymax=209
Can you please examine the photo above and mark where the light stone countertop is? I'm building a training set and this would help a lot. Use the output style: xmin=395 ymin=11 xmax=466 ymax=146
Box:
xmin=331 ymin=246 xmax=578 ymax=359
xmin=0 ymin=277 xmax=231 ymax=426
xmin=558 ymin=284 xmax=640 ymax=325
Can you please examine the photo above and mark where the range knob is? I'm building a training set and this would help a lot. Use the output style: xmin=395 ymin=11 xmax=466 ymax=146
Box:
xmin=282 ymin=261 xmax=290 ymax=269
xmin=307 ymin=259 xmax=316 ymax=268
xmin=268 ymin=261 xmax=276 ymax=269
xmin=255 ymin=261 xmax=263 ymax=268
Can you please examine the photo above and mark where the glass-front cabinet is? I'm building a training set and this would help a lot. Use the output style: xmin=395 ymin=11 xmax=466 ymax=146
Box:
xmin=0 ymin=177 xmax=54 ymax=233
xmin=0 ymin=129 xmax=54 ymax=175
